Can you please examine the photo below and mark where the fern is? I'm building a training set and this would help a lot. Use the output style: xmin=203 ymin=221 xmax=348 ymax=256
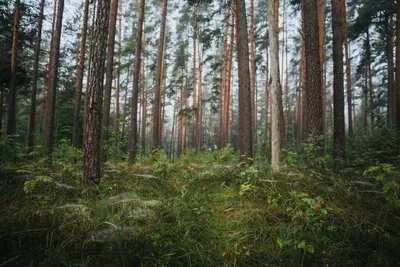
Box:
xmin=23 ymin=176 xmax=55 ymax=193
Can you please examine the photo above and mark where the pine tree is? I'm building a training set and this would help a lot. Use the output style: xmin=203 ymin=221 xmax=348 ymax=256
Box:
xmin=332 ymin=0 xmax=345 ymax=161
xmin=45 ymin=0 xmax=64 ymax=161
xmin=28 ymin=0 xmax=45 ymax=150
xmin=83 ymin=0 xmax=111 ymax=185
xmin=129 ymin=0 xmax=145 ymax=162
xmin=6 ymin=0 xmax=21 ymax=136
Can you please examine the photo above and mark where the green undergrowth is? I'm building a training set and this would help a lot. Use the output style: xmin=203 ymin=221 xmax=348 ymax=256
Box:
xmin=1 ymin=155 xmax=400 ymax=266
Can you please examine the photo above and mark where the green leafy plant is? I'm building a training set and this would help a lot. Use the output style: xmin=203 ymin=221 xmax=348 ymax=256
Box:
xmin=23 ymin=176 xmax=55 ymax=193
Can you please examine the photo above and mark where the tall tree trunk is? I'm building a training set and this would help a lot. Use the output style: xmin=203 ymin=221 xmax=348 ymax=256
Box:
xmin=197 ymin=37 xmax=203 ymax=151
xmin=44 ymin=0 xmax=58 ymax=134
xmin=0 ymin=83 xmax=4 ymax=132
xmin=284 ymin=0 xmax=289 ymax=142
xmin=250 ymin=0 xmax=256 ymax=152
xmin=363 ymin=59 xmax=368 ymax=128
xmin=265 ymin=45 xmax=269 ymax=152
xmin=141 ymin=41 xmax=148 ymax=154
xmin=83 ymin=0 xmax=97 ymax=131
xmin=72 ymin=0 xmax=90 ymax=148
xmin=114 ymin=13 xmax=122 ymax=133
xmin=342 ymin=0 xmax=353 ymax=136
xmin=129 ymin=0 xmax=145 ymax=162
xmin=151 ymin=0 xmax=167 ymax=150
xmin=235 ymin=0 xmax=253 ymax=165
xmin=366 ymin=28 xmax=374 ymax=124
xmin=396 ymin=0 xmax=400 ymax=135
xmin=332 ymin=0 xmax=345 ymax=161
xmin=387 ymin=15 xmax=396 ymax=126
xmin=224 ymin=11 xmax=234 ymax=146
xmin=318 ymin=0 xmax=326 ymax=135
xmin=6 ymin=0 xmax=21 ymax=136
xmin=45 ymin=0 xmax=64 ymax=162
xmin=101 ymin=0 xmax=119 ymax=160
xmin=122 ymin=64 xmax=130 ymax=141
xmin=218 ymin=0 xmax=229 ymax=149
xmin=178 ymin=76 xmax=183 ymax=156
xmin=192 ymin=9 xmax=197 ymax=149
xmin=84 ymin=0 xmax=111 ymax=185
xmin=170 ymin=103 xmax=177 ymax=158
xmin=300 ymin=1 xmax=307 ymax=141
xmin=28 ymin=0 xmax=45 ymax=149
xmin=304 ymin=0 xmax=323 ymax=148
xmin=268 ymin=0 xmax=280 ymax=170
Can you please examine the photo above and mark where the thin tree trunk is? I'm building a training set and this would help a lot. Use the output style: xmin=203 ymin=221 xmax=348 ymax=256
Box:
xmin=0 ymin=83 xmax=3 ymax=132
xmin=318 ymin=0 xmax=326 ymax=135
xmin=366 ymin=28 xmax=374 ymax=124
xmin=250 ymin=0 xmax=256 ymax=152
xmin=72 ymin=0 xmax=90 ymax=148
xmin=332 ymin=0 xmax=345 ymax=160
xmin=218 ymin=0 xmax=229 ymax=149
xmin=300 ymin=1 xmax=307 ymax=141
xmin=129 ymin=0 xmax=145 ymax=162
xmin=151 ymin=0 xmax=167 ymax=150
xmin=83 ymin=0 xmax=97 ymax=130
xmin=224 ymin=11 xmax=234 ymax=146
xmin=28 ymin=0 xmax=45 ymax=150
xmin=101 ymin=0 xmax=119 ymax=161
xmin=44 ymin=0 xmax=58 ymax=134
xmin=84 ymin=0 xmax=111 ymax=184
xmin=197 ymin=37 xmax=203 ymax=151
xmin=122 ymin=64 xmax=130 ymax=141
xmin=6 ymin=0 xmax=21 ymax=136
xmin=268 ymin=0 xmax=280 ymax=170
xmin=387 ymin=15 xmax=396 ymax=126
xmin=284 ymin=0 xmax=289 ymax=142
xmin=178 ymin=76 xmax=183 ymax=156
xmin=114 ymin=13 xmax=122 ymax=133
xmin=265 ymin=45 xmax=269 ymax=152
xmin=141 ymin=41 xmax=148 ymax=154
xmin=45 ymin=0 xmax=64 ymax=161
xmin=396 ymin=0 xmax=400 ymax=135
xmin=342 ymin=0 xmax=353 ymax=136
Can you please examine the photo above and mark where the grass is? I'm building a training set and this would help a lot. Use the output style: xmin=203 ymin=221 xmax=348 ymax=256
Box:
xmin=1 ymin=154 xmax=400 ymax=266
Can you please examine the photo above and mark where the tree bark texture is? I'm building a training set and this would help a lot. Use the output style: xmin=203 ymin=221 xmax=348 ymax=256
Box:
xmin=304 ymin=0 xmax=323 ymax=142
xmin=151 ymin=0 xmax=167 ymax=150
xmin=28 ymin=0 xmax=45 ymax=149
xmin=396 ymin=0 xmax=400 ymax=134
xmin=101 ymin=0 xmax=118 ymax=161
xmin=83 ymin=0 xmax=111 ymax=185
xmin=6 ymin=0 xmax=21 ymax=136
xmin=129 ymin=0 xmax=145 ymax=162
xmin=332 ymin=0 xmax=345 ymax=160
xmin=268 ymin=0 xmax=280 ymax=170
xmin=72 ymin=0 xmax=90 ymax=148
xmin=342 ymin=0 xmax=353 ymax=136
xmin=45 ymin=0 xmax=64 ymax=161
xmin=235 ymin=0 xmax=253 ymax=165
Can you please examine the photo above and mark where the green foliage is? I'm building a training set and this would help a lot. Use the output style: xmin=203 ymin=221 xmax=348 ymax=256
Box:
xmin=350 ymin=127 xmax=399 ymax=165
xmin=105 ymin=128 xmax=127 ymax=162
xmin=363 ymin=162 xmax=400 ymax=208
xmin=23 ymin=175 xmax=55 ymax=193
xmin=0 ymin=135 xmax=24 ymax=163
xmin=53 ymin=139 xmax=83 ymax=164
xmin=215 ymin=144 xmax=237 ymax=164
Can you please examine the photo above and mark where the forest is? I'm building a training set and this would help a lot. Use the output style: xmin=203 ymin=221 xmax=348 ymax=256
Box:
xmin=0 ymin=0 xmax=400 ymax=265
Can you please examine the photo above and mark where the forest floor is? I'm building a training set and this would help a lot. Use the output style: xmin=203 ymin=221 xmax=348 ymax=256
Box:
xmin=1 ymin=152 xmax=400 ymax=266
